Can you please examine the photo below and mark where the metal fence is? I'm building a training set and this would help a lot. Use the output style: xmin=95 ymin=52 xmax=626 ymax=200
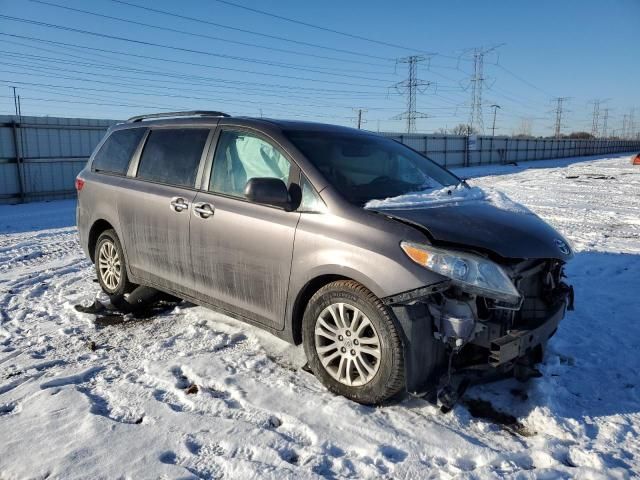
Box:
xmin=1 ymin=115 xmax=639 ymax=203
xmin=0 ymin=115 xmax=118 ymax=203
xmin=382 ymin=133 xmax=640 ymax=168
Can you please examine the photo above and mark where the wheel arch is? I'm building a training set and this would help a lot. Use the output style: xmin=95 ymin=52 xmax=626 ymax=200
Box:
xmin=88 ymin=219 xmax=115 ymax=263
xmin=290 ymin=272 xmax=384 ymax=345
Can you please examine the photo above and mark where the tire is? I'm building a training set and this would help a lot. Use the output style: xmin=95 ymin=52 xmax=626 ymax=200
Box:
xmin=302 ymin=280 xmax=405 ymax=405
xmin=94 ymin=229 xmax=135 ymax=298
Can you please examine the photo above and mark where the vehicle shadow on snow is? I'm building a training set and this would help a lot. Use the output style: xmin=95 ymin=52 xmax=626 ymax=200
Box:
xmin=456 ymin=250 xmax=640 ymax=432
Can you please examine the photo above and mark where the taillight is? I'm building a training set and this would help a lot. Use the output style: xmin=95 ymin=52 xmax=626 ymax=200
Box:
xmin=75 ymin=177 xmax=85 ymax=191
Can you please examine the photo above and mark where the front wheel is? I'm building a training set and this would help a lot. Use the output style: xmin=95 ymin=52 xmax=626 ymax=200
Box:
xmin=95 ymin=229 xmax=135 ymax=298
xmin=302 ymin=280 xmax=405 ymax=405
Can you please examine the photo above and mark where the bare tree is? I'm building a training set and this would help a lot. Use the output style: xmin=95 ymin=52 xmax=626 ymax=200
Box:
xmin=451 ymin=124 xmax=476 ymax=136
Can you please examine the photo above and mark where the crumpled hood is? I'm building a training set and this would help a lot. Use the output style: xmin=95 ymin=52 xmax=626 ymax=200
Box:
xmin=376 ymin=200 xmax=573 ymax=260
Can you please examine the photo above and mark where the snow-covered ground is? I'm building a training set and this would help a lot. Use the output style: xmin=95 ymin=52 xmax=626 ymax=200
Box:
xmin=1 ymin=153 xmax=639 ymax=479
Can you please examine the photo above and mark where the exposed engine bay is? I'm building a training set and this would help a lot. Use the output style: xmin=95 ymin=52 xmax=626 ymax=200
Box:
xmin=386 ymin=257 xmax=574 ymax=411
xmin=429 ymin=259 xmax=573 ymax=356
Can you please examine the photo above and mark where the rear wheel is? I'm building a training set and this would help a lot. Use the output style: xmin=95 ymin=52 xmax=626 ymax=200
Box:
xmin=302 ymin=280 xmax=405 ymax=405
xmin=95 ymin=229 xmax=135 ymax=297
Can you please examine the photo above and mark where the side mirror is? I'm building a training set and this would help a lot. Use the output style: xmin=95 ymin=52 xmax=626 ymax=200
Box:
xmin=244 ymin=177 xmax=291 ymax=209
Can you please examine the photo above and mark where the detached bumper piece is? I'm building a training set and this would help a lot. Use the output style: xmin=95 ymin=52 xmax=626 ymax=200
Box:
xmin=488 ymin=303 xmax=564 ymax=366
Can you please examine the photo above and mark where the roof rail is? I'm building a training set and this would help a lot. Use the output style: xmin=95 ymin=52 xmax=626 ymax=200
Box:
xmin=126 ymin=111 xmax=230 ymax=123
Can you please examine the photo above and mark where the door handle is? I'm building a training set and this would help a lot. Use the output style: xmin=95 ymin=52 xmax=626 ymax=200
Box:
xmin=193 ymin=202 xmax=215 ymax=218
xmin=170 ymin=197 xmax=189 ymax=212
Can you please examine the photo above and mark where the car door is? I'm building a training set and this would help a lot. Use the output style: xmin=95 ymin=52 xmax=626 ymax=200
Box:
xmin=189 ymin=127 xmax=300 ymax=330
xmin=118 ymin=126 xmax=214 ymax=294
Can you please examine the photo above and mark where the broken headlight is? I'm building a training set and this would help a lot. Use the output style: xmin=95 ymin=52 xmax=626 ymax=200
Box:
xmin=400 ymin=242 xmax=521 ymax=305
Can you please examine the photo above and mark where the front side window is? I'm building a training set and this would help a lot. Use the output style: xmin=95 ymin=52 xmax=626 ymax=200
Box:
xmin=285 ymin=130 xmax=460 ymax=206
xmin=300 ymin=175 xmax=326 ymax=213
xmin=92 ymin=128 xmax=145 ymax=175
xmin=210 ymin=130 xmax=290 ymax=197
xmin=137 ymin=129 xmax=210 ymax=187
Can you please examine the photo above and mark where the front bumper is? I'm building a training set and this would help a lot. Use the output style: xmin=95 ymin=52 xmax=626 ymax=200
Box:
xmin=389 ymin=280 xmax=572 ymax=396
xmin=476 ymin=302 xmax=565 ymax=367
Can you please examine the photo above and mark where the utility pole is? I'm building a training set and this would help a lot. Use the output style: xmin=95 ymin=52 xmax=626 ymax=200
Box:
xmin=466 ymin=45 xmax=502 ymax=134
xmin=392 ymin=55 xmax=432 ymax=134
xmin=353 ymin=108 xmax=367 ymax=129
xmin=11 ymin=86 xmax=19 ymax=118
xmin=552 ymin=97 xmax=570 ymax=139
xmin=10 ymin=86 xmax=25 ymax=203
xmin=490 ymin=104 xmax=501 ymax=136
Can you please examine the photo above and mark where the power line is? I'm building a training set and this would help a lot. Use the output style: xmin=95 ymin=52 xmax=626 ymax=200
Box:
xmin=0 ymin=91 xmax=356 ymax=121
xmin=392 ymin=56 xmax=432 ymax=133
xmin=0 ymin=34 xmax=397 ymax=96
xmin=108 ymin=0 xmax=396 ymax=62
xmin=494 ymin=63 xmax=554 ymax=98
xmin=0 ymin=15 xmax=394 ymax=85
xmin=28 ymin=0 xmax=394 ymax=71
xmin=0 ymin=75 xmax=376 ymax=112
xmin=0 ymin=54 xmax=391 ymax=107
xmin=208 ymin=0 xmax=429 ymax=54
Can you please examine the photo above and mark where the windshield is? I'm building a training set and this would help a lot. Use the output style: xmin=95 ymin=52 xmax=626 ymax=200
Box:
xmin=285 ymin=130 xmax=460 ymax=206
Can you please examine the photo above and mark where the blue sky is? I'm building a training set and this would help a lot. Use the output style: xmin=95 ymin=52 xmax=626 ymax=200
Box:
xmin=0 ymin=0 xmax=638 ymax=136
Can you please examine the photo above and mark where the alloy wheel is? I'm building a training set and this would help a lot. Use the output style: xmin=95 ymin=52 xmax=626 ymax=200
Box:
xmin=314 ymin=302 xmax=381 ymax=387
xmin=98 ymin=240 xmax=121 ymax=291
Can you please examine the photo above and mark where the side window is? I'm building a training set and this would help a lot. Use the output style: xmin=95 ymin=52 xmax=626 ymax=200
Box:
xmin=210 ymin=130 xmax=290 ymax=198
xmin=137 ymin=129 xmax=210 ymax=187
xmin=300 ymin=175 xmax=326 ymax=213
xmin=92 ymin=128 xmax=145 ymax=175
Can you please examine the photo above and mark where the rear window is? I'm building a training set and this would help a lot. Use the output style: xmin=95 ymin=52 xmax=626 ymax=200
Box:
xmin=92 ymin=128 xmax=145 ymax=175
xmin=136 ymin=129 xmax=210 ymax=187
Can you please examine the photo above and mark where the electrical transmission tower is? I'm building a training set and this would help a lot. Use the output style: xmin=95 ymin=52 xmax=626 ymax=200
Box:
xmin=601 ymin=108 xmax=610 ymax=138
xmin=466 ymin=45 xmax=502 ymax=134
xmin=392 ymin=55 xmax=432 ymax=134
xmin=622 ymin=114 xmax=629 ymax=139
xmin=589 ymin=100 xmax=601 ymax=137
xmin=518 ymin=117 xmax=533 ymax=137
xmin=552 ymin=97 xmax=570 ymax=139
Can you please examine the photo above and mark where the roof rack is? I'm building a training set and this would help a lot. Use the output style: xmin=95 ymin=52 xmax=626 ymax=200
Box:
xmin=126 ymin=111 xmax=230 ymax=123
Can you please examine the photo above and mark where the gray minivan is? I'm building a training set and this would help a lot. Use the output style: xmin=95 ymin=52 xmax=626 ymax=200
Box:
xmin=76 ymin=111 xmax=574 ymax=407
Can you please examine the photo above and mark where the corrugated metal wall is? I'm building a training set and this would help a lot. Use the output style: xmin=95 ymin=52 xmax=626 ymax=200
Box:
xmin=1 ymin=115 xmax=639 ymax=203
xmin=381 ymin=133 xmax=640 ymax=168
xmin=0 ymin=115 xmax=118 ymax=203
